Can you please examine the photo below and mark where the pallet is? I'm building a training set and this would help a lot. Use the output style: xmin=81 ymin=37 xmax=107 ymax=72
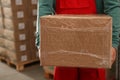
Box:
xmin=43 ymin=66 xmax=54 ymax=79
xmin=0 ymin=56 xmax=10 ymax=65
xmin=0 ymin=56 xmax=39 ymax=71
xmin=44 ymin=72 xmax=53 ymax=80
xmin=13 ymin=59 xmax=39 ymax=71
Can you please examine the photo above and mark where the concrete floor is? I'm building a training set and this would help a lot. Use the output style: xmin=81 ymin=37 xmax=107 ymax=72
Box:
xmin=21 ymin=62 xmax=47 ymax=80
xmin=0 ymin=62 xmax=49 ymax=80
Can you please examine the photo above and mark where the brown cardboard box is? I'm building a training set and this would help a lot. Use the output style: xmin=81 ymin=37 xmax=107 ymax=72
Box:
xmin=0 ymin=17 xmax=3 ymax=28
xmin=6 ymin=50 xmax=31 ymax=64
xmin=0 ymin=38 xmax=5 ymax=47
xmin=4 ymin=18 xmax=29 ymax=31
xmin=31 ymin=50 xmax=39 ymax=60
xmin=1 ymin=0 xmax=37 ymax=19
xmin=28 ymin=19 xmax=38 ymax=60
xmin=4 ymin=39 xmax=30 ymax=52
xmin=29 ymin=0 xmax=38 ymax=5
xmin=4 ymin=29 xmax=14 ymax=41
xmin=40 ymin=15 xmax=112 ymax=68
xmin=26 ymin=0 xmax=37 ymax=18
xmin=0 ymin=28 xmax=4 ymax=38
xmin=28 ymin=19 xmax=36 ymax=38
xmin=29 ymin=38 xmax=38 ymax=60
xmin=4 ymin=29 xmax=29 ymax=41
xmin=0 ymin=6 xmax=3 ymax=17
xmin=1 ymin=0 xmax=28 ymax=20
xmin=0 ymin=0 xmax=38 ymax=65
xmin=2 ymin=7 xmax=12 ymax=18
xmin=1 ymin=0 xmax=27 ymax=7
xmin=0 ymin=47 xmax=6 ymax=57
xmin=29 ymin=8 xmax=37 ymax=18
xmin=4 ymin=18 xmax=14 ymax=30
xmin=0 ymin=6 xmax=2 ymax=16
xmin=6 ymin=50 xmax=17 ymax=62
xmin=3 ymin=7 xmax=28 ymax=19
xmin=28 ymin=0 xmax=38 ymax=19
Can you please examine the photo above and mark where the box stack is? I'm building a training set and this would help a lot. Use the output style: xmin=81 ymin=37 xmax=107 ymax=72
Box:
xmin=0 ymin=0 xmax=6 ymax=58
xmin=27 ymin=0 xmax=39 ymax=60
xmin=0 ymin=0 xmax=38 ymax=65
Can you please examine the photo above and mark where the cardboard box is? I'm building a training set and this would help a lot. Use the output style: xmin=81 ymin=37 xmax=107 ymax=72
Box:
xmin=30 ymin=0 xmax=38 ymax=5
xmin=4 ymin=39 xmax=30 ymax=53
xmin=28 ymin=19 xmax=36 ymax=38
xmin=28 ymin=19 xmax=38 ymax=60
xmin=4 ymin=18 xmax=14 ymax=30
xmin=0 ymin=6 xmax=3 ymax=17
xmin=0 ymin=28 xmax=4 ymax=38
xmin=2 ymin=7 xmax=12 ymax=18
xmin=0 ymin=0 xmax=38 ymax=65
xmin=31 ymin=50 xmax=39 ymax=60
xmin=26 ymin=0 xmax=37 ymax=18
xmin=1 ymin=0 xmax=28 ymax=20
xmin=0 ymin=38 xmax=5 ymax=47
xmin=0 ymin=17 xmax=3 ymax=28
xmin=3 ymin=7 xmax=28 ymax=19
xmin=1 ymin=0 xmax=26 ymax=7
xmin=0 ymin=47 xmax=6 ymax=57
xmin=40 ymin=15 xmax=112 ymax=68
xmin=4 ymin=29 xmax=14 ymax=41
xmin=29 ymin=38 xmax=38 ymax=60
xmin=6 ymin=50 xmax=17 ymax=62
xmin=6 ymin=50 xmax=31 ymax=64
xmin=4 ymin=29 xmax=29 ymax=41
xmin=4 ymin=18 xmax=29 ymax=31
xmin=1 ymin=0 xmax=37 ymax=19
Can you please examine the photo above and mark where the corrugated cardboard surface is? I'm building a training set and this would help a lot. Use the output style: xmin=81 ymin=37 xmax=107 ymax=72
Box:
xmin=29 ymin=0 xmax=38 ymax=5
xmin=29 ymin=38 xmax=38 ymax=60
xmin=0 ymin=29 xmax=4 ymax=38
xmin=0 ymin=47 xmax=7 ymax=57
xmin=0 ymin=6 xmax=2 ymax=16
xmin=3 ymin=7 xmax=28 ymax=19
xmin=16 ymin=51 xmax=31 ymax=64
xmin=28 ymin=19 xmax=38 ymax=60
xmin=1 ymin=0 xmax=27 ymax=7
xmin=4 ymin=29 xmax=29 ymax=41
xmin=1 ymin=0 xmax=37 ymax=19
xmin=0 ymin=38 xmax=5 ymax=47
xmin=0 ymin=6 xmax=3 ymax=17
xmin=2 ymin=7 xmax=12 ymax=18
xmin=4 ymin=18 xmax=29 ymax=31
xmin=27 ymin=4 xmax=37 ymax=18
xmin=6 ymin=50 xmax=31 ymax=64
xmin=0 ymin=17 xmax=3 ymax=28
xmin=4 ymin=39 xmax=30 ymax=52
xmin=41 ymin=15 xmax=112 ymax=68
xmin=28 ymin=19 xmax=36 ymax=38
xmin=26 ymin=0 xmax=37 ymax=20
xmin=6 ymin=50 xmax=17 ymax=62
xmin=3 ymin=29 xmax=14 ymax=41
xmin=4 ymin=18 xmax=14 ymax=30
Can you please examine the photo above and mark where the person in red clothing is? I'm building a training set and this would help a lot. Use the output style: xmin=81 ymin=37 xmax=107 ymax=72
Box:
xmin=54 ymin=0 xmax=106 ymax=80
xmin=37 ymin=0 xmax=120 ymax=80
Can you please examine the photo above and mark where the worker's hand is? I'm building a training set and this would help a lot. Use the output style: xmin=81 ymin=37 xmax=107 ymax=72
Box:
xmin=111 ymin=47 xmax=116 ymax=65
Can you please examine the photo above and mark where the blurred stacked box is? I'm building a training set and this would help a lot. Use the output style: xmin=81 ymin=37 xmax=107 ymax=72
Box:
xmin=0 ymin=0 xmax=38 ymax=65
xmin=27 ymin=0 xmax=38 ymax=60
xmin=0 ymin=0 xmax=6 ymax=58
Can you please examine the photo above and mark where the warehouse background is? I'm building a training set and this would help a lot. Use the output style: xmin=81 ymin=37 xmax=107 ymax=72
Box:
xmin=0 ymin=0 xmax=54 ymax=80
xmin=0 ymin=0 xmax=120 ymax=80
